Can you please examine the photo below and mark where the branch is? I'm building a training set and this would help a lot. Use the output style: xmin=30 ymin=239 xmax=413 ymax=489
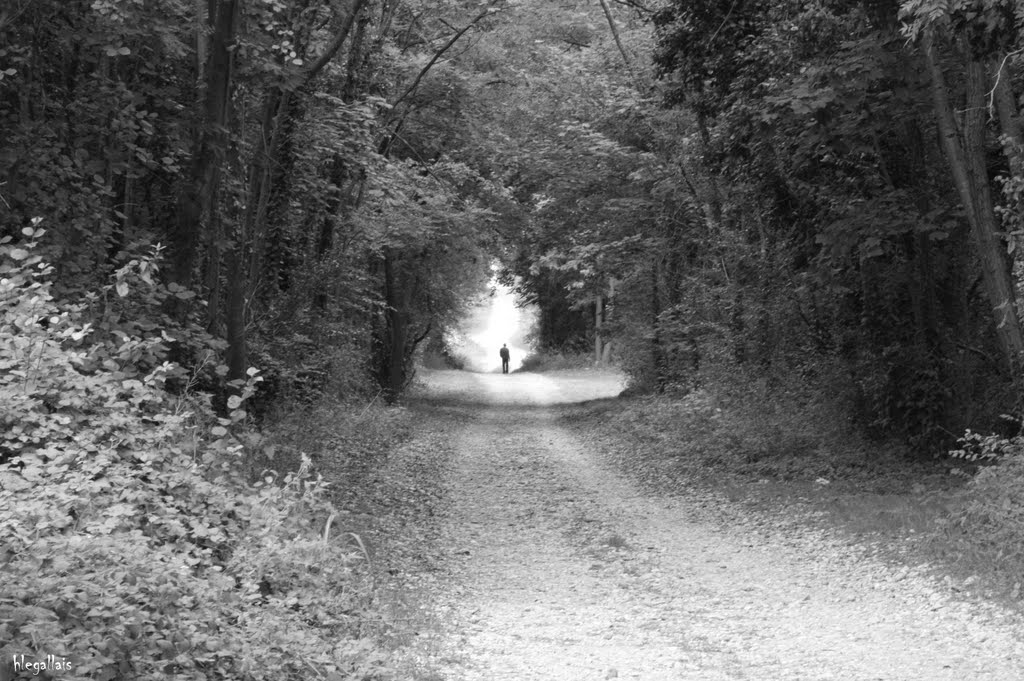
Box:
xmin=0 ymin=0 xmax=38 ymax=32
xmin=987 ymin=46 xmax=1024 ymax=118
xmin=292 ymin=0 xmax=367 ymax=90
xmin=611 ymin=0 xmax=653 ymax=15
xmin=390 ymin=1 xmax=500 ymax=110
xmin=597 ymin=0 xmax=631 ymax=70
xmin=412 ymin=320 xmax=433 ymax=347
xmin=706 ymin=0 xmax=741 ymax=50
xmin=957 ymin=342 xmax=998 ymax=366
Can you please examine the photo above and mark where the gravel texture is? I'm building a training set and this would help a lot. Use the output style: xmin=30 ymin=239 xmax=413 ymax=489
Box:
xmin=355 ymin=369 xmax=1024 ymax=680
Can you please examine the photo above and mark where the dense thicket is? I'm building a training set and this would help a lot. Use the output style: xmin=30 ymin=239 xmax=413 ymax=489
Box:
xmin=0 ymin=1 xmax=521 ymax=675
xmin=6 ymin=1 xmax=1024 ymax=443
xmin=8 ymin=0 xmax=1024 ymax=674
xmin=6 ymin=0 xmax=1024 ymax=451
xmin=0 ymin=0 xmax=506 ymax=405
xmin=505 ymin=0 xmax=1024 ymax=452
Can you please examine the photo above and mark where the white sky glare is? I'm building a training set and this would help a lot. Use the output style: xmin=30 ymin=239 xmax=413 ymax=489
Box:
xmin=449 ymin=277 xmax=536 ymax=372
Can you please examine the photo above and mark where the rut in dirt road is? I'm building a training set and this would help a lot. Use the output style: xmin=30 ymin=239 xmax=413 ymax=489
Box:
xmin=379 ymin=370 xmax=1024 ymax=681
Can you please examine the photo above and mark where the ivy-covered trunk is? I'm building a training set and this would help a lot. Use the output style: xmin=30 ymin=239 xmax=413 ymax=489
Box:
xmin=171 ymin=0 xmax=238 ymax=299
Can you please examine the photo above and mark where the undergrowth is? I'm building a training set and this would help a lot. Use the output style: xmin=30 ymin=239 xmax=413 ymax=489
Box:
xmin=931 ymin=432 xmax=1024 ymax=598
xmin=260 ymin=396 xmax=412 ymax=494
xmin=518 ymin=351 xmax=594 ymax=373
xmin=571 ymin=361 xmax=912 ymax=485
xmin=0 ymin=226 xmax=397 ymax=679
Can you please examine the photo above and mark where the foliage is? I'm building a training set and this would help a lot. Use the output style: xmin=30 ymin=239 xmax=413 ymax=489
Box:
xmin=948 ymin=419 xmax=1024 ymax=464
xmin=0 ymin=235 xmax=393 ymax=679
xmin=518 ymin=350 xmax=594 ymax=373
xmin=0 ymin=0 xmax=510 ymax=405
xmin=937 ymin=433 xmax=1024 ymax=594
xmin=564 ymin=359 xmax=909 ymax=485
xmin=522 ymin=0 xmax=1023 ymax=453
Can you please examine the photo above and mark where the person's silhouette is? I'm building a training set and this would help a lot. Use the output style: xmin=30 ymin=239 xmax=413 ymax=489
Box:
xmin=499 ymin=344 xmax=510 ymax=374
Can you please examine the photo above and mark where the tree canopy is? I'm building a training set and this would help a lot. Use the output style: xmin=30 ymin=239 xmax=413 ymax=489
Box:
xmin=12 ymin=0 xmax=1024 ymax=675
xmin=6 ymin=0 xmax=1024 ymax=442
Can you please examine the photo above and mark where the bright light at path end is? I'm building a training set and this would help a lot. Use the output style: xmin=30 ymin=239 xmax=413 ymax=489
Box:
xmin=454 ymin=281 xmax=536 ymax=372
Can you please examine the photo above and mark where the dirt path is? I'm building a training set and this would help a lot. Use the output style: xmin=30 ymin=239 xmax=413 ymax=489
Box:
xmin=368 ymin=370 xmax=1024 ymax=680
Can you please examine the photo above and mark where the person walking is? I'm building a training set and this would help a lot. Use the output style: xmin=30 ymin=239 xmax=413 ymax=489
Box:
xmin=499 ymin=344 xmax=510 ymax=374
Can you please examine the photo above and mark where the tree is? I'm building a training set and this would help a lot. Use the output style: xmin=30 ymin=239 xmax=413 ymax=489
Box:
xmin=903 ymin=1 xmax=1024 ymax=375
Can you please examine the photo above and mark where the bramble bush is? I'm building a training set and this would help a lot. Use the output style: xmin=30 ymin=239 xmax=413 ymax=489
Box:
xmin=0 ymin=227 xmax=393 ymax=680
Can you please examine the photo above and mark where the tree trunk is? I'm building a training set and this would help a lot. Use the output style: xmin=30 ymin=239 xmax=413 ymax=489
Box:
xmin=922 ymin=32 xmax=1024 ymax=373
xmin=597 ymin=0 xmax=631 ymax=70
xmin=225 ymin=244 xmax=247 ymax=382
xmin=993 ymin=57 xmax=1024 ymax=178
xmin=171 ymin=0 xmax=238 ymax=297
xmin=245 ymin=0 xmax=365 ymax=304
xmin=381 ymin=250 xmax=412 ymax=401
xmin=696 ymin=111 xmax=725 ymax=233
xmin=244 ymin=88 xmax=292 ymax=302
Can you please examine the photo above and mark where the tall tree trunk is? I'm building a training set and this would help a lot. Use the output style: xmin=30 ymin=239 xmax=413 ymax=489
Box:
xmin=382 ymin=250 xmax=411 ymax=401
xmin=244 ymin=88 xmax=292 ymax=302
xmin=171 ymin=0 xmax=238 ymax=298
xmin=225 ymin=244 xmax=247 ymax=381
xmin=922 ymin=32 xmax=1024 ymax=373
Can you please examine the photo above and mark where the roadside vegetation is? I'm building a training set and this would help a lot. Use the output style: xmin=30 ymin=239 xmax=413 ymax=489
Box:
xmin=7 ymin=0 xmax=1024 ymax=676
xmin=517 ymin=350 xmax=596 ymax=374
xmin=0 ymin=233 xmax=413 ymax=678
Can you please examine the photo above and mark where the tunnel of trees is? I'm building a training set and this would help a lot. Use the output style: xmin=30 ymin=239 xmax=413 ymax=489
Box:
xmin=5 ymin=0 xmax=1024 ymax=446
xmin=9 ymin=0 xmax=1024 ymax=676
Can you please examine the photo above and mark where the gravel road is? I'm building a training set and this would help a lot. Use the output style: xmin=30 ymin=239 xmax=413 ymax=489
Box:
xmin=363 ymin=369 xmax=1024 ymax=680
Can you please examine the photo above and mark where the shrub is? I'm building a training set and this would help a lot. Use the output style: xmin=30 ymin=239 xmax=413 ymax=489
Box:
xmin=0 ymin=227 xmax=392 ymax=680
xmin=935 ymin=428 xmax=1024 ymax=588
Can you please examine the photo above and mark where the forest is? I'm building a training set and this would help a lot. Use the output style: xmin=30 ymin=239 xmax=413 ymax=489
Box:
xmin=5 ymin=0 xmax=1024 ymax=677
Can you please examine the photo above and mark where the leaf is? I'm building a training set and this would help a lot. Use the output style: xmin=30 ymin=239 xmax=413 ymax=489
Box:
xmin=115 ymin=280 xmax=129 ymax=297
xmin=9 ymin=248 xmax=29 ymax=260
xmin=211 ymin=426 xmax=228 ymax=438
xmin=226 ymin=395 xmax=243 ymax=410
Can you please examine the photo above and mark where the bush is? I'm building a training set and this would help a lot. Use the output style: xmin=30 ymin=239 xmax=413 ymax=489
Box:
xmin=0 ymin=228 xmax=392 ymax=680
xmin=935 ymin=431 xmax=1024 ymax=589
